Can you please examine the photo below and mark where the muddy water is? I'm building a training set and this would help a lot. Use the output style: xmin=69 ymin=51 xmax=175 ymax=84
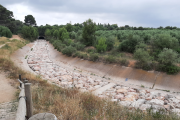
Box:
xmin=47 ymin=42 xmax=180 ymax=92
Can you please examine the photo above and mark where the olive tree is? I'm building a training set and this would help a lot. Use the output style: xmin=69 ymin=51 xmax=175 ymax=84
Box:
xmin=158 ymin=48 xmax=179 ymax=65
xmin=82 ymin=19 xmax=96 ymax=46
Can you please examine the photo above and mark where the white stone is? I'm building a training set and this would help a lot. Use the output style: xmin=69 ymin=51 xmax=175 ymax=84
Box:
xmin=139 ymin=104 xmax=151 ymax=111
xmin=149 ymin=99 xmax=164 ymax=106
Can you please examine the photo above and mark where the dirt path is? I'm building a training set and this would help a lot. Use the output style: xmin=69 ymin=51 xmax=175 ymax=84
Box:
xmin=0 ymin=72 xmax=17 ymax=103
xmin=10 ymin=35 xmax=22 ymax=41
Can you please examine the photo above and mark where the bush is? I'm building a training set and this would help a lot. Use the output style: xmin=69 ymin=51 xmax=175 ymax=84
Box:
xmin=157 ymin=64 xmax=180 ymax=74
xmin=63 ymin=39 xmax=72 ymax=46
xmin=158 ymin=48 xmax=179 ymax=65
xmin=119 ymin=59 xmax=129 ymax=66
xmin=72 ymin=51 xmax=80 ymax=57
xmin=87 ymin=48 xmax=96 ymax=53
xmin=105 ymin=55 xmax=116 ymax=63
xmin=62 ymin=46 xmax=77 ymax=56
xmin=0 ymin=25 xmax=12 ymax=38
xmin=75 ymin=42 xmax=85 ymax=50
xmin=135 ymin=61 xmax=152 ymax=71
xmin=118 ymin=34 xmax=142 ymax=53
xmin=78 ymin=53 xmax=88 ymax=59
xmin=89 ymin=53 xmax=99 ymax=61
xmin=1 ymin=44 xmax=11 ymax=49
xmin=71 ymin=42 xmax=85 ymax=51
xmin=134 ymin=48 xmax=152 ymax=63
xmin=106 ymin=36 xmax=115 ymax=51
xmin=21 ymin=26 xmax=38 ymax=41
xmin=96 ymin=37 xmax=107 ymax=53
xmin=69 ymin=31 xmax=76 ymax=39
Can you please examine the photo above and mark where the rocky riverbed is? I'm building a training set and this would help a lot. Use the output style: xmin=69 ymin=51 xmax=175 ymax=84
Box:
xmin=27 ymin=40 xmax=180 ymax=116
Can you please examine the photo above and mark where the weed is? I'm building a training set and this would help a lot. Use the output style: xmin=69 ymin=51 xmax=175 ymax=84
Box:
xmin=25 ymin=55 xmax=28 ymax=59
xmin=141 ymin=85 xmax=145 ymax=88
xmin=1 ymin=44 xmax=11 ymax=49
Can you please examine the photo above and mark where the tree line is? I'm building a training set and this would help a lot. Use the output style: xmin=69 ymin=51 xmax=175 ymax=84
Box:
xmin=1 ymin=4 xmax=180 ymax=74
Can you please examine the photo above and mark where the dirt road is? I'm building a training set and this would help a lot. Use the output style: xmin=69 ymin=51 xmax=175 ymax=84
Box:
xmin=0 ymin=72 xmax=16 ymax=103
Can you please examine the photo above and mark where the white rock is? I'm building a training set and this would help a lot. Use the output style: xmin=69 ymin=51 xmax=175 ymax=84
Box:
xmin=149 ymin=99 xmax=164 ymax=106
xmin=139 ymin=104 xmax=151 ymax=111
xmin=119 ymin=101 xmax=132 ymax=107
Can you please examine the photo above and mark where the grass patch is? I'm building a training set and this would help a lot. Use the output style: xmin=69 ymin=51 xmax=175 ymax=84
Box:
xmin=1 ymin=44 xmax=11 ymax=49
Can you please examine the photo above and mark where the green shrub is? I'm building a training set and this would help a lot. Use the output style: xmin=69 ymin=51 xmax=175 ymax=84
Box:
xmin=72 ymin=51 xmax=80 ymax=57
xmin=70 ymin=42 xmax=85 ymax=51
xmin=62 ymin=46 xmax=77 ymax=56
xmin=134 ymin=48 xmax=152 ymax=63
xmin=89 ymin=53 xmax=99 ymax=61
xmin=135 ymin=61 xmax=152 ymax=71
xmin=69 ymin=31 xmax=76 ymax=39
xmin=157 ymin=64 xmax=180 ymax=74
xmin=106 ymin=36 xmax=115 ymax=51
xmin=118 ymin=35 xmax=143 ymax=53
xmin=1 ymin=44 xmax=11 ymax=49
xmin=119 ymin=59 xmax=129 ymax=66
xmin=78 ymin=53 xmax=88 ymax=59
xmin=96 ymin=37 xmax=107 ymax=53
xmin=105 ymin=55 xmax=116 ymax=63
xmin=63 ymin=39 xmax=72 ymax=46
xmin=0 ymin=25 xmax=12 ymax=38
xmin=75 ymin=42 xmax=85 ymax=50
xmin=87 ymin=48 xmax=96 ymax=53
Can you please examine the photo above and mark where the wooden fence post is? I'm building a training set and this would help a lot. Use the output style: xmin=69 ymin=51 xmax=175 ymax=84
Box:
xmin=25 ymin=83 xmax=33 ymax=119
xmin=19 ymin=74 xmax=22 ymax=87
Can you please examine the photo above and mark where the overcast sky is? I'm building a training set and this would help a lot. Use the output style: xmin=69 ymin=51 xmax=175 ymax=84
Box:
xmin=1 ymin=0 xmax=180 ymax=27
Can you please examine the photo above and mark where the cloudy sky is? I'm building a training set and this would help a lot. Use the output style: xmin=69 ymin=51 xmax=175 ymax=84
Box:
xmin=1 ymin=0 xmax=180 ymax=27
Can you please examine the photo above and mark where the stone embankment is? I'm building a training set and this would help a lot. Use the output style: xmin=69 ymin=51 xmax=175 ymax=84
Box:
xmin=27 ymin=40 xmax=180 ymax=116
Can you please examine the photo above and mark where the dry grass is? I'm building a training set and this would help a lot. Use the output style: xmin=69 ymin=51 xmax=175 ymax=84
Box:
xmin=0 ymin=37 xmax=179 ymax=120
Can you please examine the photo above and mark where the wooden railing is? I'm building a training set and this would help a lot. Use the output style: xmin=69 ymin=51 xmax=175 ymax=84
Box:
xmin=15 ymin=75 xmax=57 ymax=120
xmin=15 ymin=75 xmax=33 ymax=120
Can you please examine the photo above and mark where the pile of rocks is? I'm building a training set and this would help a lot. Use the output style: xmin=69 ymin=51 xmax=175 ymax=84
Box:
xmin=100 ymin=84 xmax=180 ymax=114
xmin=27 ymin=40 xmax=180 ymax=116
xmin=27 ymin=40 xmax=109 ymax=91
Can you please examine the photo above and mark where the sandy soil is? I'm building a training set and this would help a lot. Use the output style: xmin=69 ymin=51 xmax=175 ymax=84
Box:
xmin=0 ymin=72 xmax=17 ymax=103
xmin=10 ymin=35 xmax=22 ymax=41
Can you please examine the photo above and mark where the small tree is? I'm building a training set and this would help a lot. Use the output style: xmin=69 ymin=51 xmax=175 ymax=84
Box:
xmin=96 ymin=37 xmax=107 ymax=53
xmin=0 ymin=26 xmax=12 ymax=38
xmin=53 ymin=30 xmax=59 ymax=39
xmin=106 ymin=36 xmax=115 ymax=51
xmin=58 ymin=27 xmax=69 ymax=41
xmin=82 ymin=19 xmax=96 ymax=46
xmin=61 ymin=29 xmax=69 ymax=41
xmin=134 ymin=48 xmax=151 ymax=63
xmin=45 ymin=29 xmax=51 ymax=39
xmin=158 ymin=48 xmax=179 ymax=65
xmin=24 ymin=15 xmax=36 ymax=26
xmin=66 ymin=23 xmax=73 ymax=32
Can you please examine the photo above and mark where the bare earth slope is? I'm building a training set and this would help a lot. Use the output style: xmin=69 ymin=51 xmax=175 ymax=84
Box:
xmin=0 ymin=72 xmax=16 ymax=103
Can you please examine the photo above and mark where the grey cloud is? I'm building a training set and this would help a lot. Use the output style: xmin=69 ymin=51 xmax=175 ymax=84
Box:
xmin=1 ymin=0 xmax=180 ymax=27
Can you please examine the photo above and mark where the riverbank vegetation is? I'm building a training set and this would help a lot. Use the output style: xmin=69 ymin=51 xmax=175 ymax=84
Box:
xmin=40 ymin=19 xmax=180 ymax=74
